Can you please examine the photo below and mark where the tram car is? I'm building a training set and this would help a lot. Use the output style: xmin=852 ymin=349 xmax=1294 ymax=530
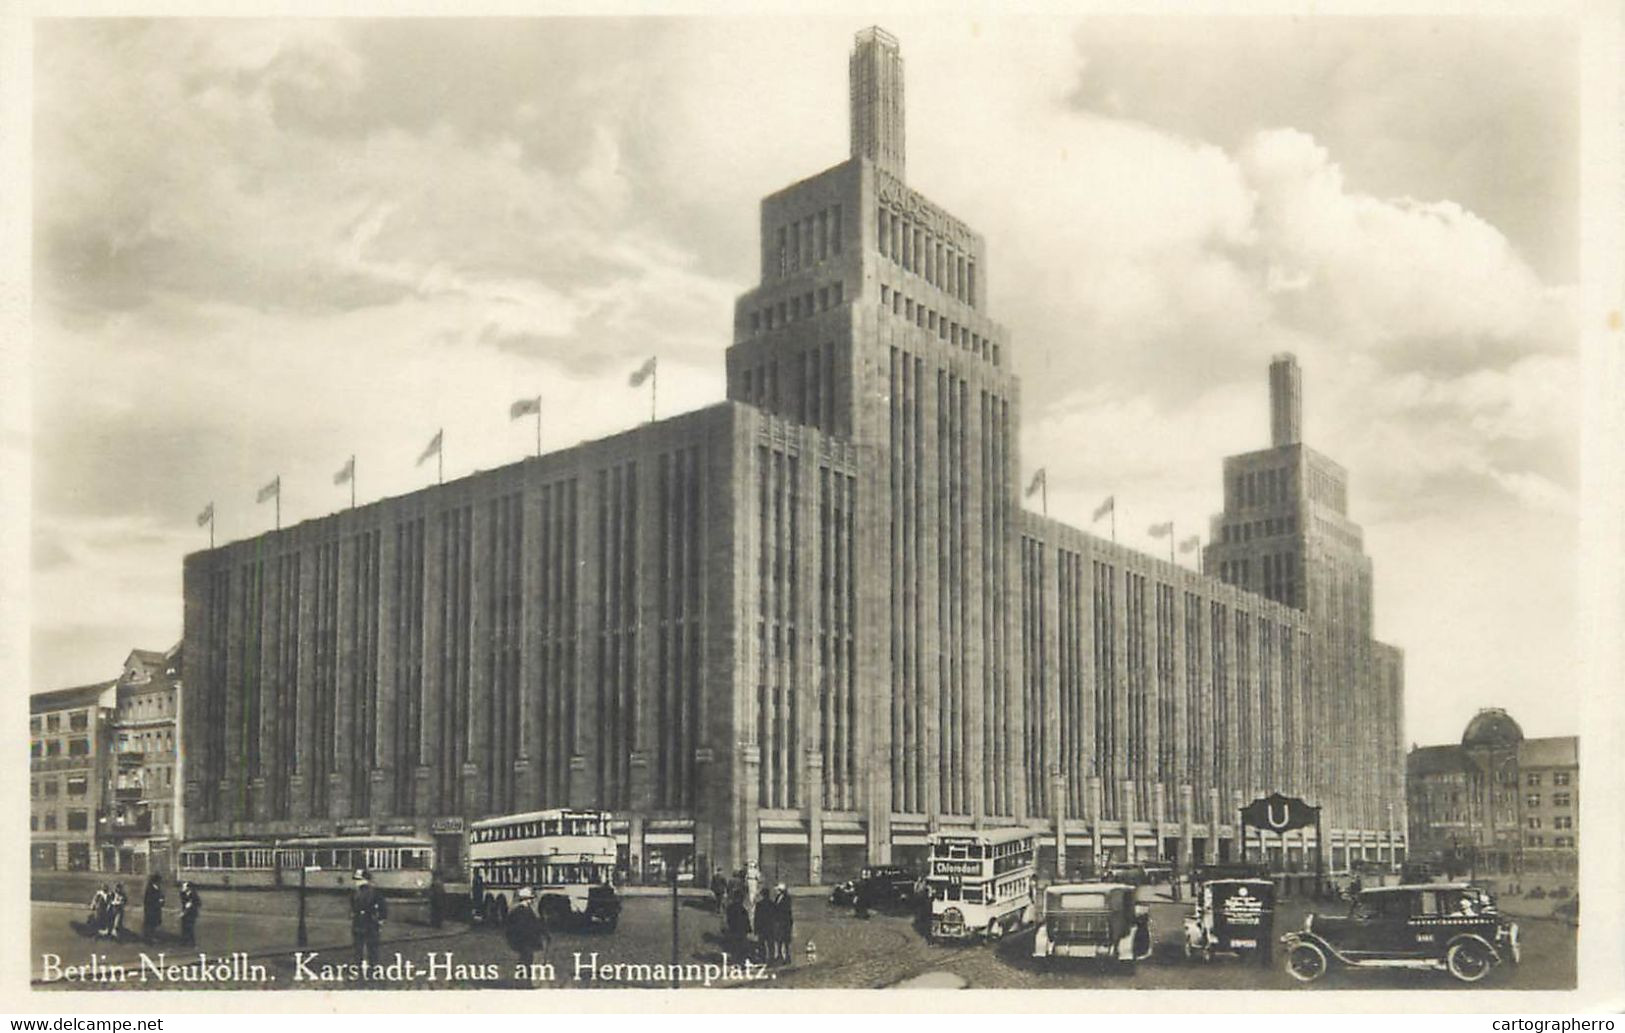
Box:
xmin=178 ymin=836 xmax=435 ymax=897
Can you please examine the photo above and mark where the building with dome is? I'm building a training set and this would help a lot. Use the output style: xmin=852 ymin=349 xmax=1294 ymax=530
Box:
xmin=1407 ymin=708 xmax=1578 ymax=876
xmin=180 ymin=27 xmax=1409 ymax=885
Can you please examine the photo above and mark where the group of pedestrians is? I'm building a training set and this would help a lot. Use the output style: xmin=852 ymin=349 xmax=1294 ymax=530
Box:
xmin=84 ymin=873 xmax=201 ymax=945
xmin=711 ymin=867 xmax=795 ymax=965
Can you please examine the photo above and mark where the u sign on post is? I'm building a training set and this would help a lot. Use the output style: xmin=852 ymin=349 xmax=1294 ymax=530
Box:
xmin=1239 ymin=793 xmax=1321 ymax=894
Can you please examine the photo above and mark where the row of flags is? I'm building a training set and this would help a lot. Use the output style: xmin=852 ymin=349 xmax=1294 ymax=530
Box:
xmin=196 ymin=359 xmax=658 ymax=543
xmin=1024 ymin=467 xmax=1200 ymax=564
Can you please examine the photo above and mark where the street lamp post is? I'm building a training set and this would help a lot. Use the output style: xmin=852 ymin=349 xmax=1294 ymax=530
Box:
xmin=297 ymin=864 xmax=319 ymax=948
xmin=669 ymin=866 xmax=680 ymax=989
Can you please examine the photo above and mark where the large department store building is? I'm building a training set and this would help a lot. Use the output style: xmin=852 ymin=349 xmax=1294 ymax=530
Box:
xmin=182 ymin=28 xmax=1407 ymax=884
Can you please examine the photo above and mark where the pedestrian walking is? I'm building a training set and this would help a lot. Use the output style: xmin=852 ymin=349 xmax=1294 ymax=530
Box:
xmin=710 ymin=868 xmax=728 ymax=913
xmin=470 ymin=869 xmax=486 ymax=924
xmin=427 ymin=872 xmax=443 ymax=929
xmin=772 ymin=884 xmax=794 ymax=965
xmin=852 ymin=877 xmax=870 ymax=920
xmin=178 ymin=881 xmax=201 ymax=945
xmin=87 ymin=884 xmax=110 ymax=938
xmin=108 ymin=883 xmax=129 ymax=941
xmin=142 ymin=873 xmax=165 ymax=943
xmin=350 ymin=869 xmax=388 ymax=969
xmin=745 ymin=860 xmax=762 ymax=908
xmin=504 ymin=886 xmax=548 ymax=986
xmin=752 ymin=889 xmax=776 ymax=964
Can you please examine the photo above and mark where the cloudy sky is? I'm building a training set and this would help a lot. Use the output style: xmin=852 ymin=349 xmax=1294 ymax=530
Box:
xmin=31 ymin=15 xmax=1578 ymax=747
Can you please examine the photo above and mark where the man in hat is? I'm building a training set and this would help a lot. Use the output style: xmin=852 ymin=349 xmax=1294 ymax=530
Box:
xmin=770 ymin=883 xmax=794 ymax=965
xmin=350 ymin=869 xmax=388 ymax=969
xmin=177 ymin=881 xmax=201 ymax=946
xmin=504 ymin=886 xmax=548 ymax=986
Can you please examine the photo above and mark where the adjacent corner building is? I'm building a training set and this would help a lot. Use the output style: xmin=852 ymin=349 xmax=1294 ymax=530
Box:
xmin=31 ymin=646 xmax=185 ymax=875
xmin=182 ymin=27 xmax=1408 ymax=884
xmin=1407 ymin=709 xmax=1578 ymax=876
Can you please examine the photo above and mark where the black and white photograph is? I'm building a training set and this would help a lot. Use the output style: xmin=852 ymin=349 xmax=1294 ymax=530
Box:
xmin=8 ymin=4 xmax=1622 ymax=1009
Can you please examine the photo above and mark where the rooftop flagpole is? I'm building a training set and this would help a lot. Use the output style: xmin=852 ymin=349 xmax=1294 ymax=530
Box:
xmin=630 ymin=357 xmax=658 ymax=422
xmin=196 ymin=502 xmax=215 ymax=549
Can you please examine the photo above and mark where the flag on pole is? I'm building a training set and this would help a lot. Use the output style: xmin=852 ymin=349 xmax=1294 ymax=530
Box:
xmin=195 ymin=502 xmax=214 ymax=527
xmin=417 ymin=429 xmax=443 ymax=467
xmin=1024 ymin=468 xmax=1046 ymax=498
xmin=1091 ymin=495 xmax=1115 ymax=522
xmin=509 ymin=397 xmax=541 ymax=420
xmin=333 ymin=456 xmax=355 ymax=486
xmin=1149 ymin=521 xmax=1174 ymax=538
xmin=629 ymin=356 xmax=658 ymax=387
xmin=256 ymin=476 xmax=280 ymax=504
xmin=1179 ymin=535 xmax=1200 ymax=554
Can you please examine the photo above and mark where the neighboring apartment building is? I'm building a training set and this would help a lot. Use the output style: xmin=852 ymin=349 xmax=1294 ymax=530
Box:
xmin=109 ymin=645 xmax=184 ymax=875
xmin=31 ymin=644 xmax=184 ymax=876
xmin=1517 ymin=734 xmax=1578 ymax=874
xmin=30 ymin=682 xmax=117 ymax=871
xmin=1406 ymin=708 xmax=1578 ymax=876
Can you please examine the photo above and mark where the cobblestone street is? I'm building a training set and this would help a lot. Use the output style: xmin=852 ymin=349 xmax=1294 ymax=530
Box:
xmin=33 ymin=877 xmax=1575 ymax=992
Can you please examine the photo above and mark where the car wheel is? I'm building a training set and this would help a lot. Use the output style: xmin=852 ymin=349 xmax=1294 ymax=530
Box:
xmin=1285 ymin=942 xmax=1328 ymax=983
xmin=1446 ymin=940 xmax=1493 ymax=983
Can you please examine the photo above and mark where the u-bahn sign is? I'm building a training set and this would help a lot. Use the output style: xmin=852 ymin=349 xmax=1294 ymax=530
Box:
xmin=1240 ymin=793 xmax=1319 ymax=834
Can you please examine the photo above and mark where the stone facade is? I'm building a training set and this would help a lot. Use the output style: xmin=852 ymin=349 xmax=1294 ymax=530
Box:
xmin=31 ymin=682 xmax=117 ymax=872
xmin=109 ymin=646 xmax=184 ymax=875
xmin=1407 ymin=710 xmax=1578 ymax=876
xmin=182 ymin=28 xmax=1407 ymax=885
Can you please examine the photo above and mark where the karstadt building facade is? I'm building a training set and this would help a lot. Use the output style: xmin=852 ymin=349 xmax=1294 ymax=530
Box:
xmin=182 ymin=28 xmax=1407 ymax=884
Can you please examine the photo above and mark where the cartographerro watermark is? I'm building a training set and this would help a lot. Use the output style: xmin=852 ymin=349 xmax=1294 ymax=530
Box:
xmin=36 ymin=952 xmax=774 ymax=987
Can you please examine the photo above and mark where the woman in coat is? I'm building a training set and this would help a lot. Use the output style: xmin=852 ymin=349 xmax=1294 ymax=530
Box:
xmin=771 ymin=885 xmax=794 ymax=965
xmin=141 ymin=873 xmax=165 ymax=943
xmin=752 ymin=890 xmax=777 ymax=964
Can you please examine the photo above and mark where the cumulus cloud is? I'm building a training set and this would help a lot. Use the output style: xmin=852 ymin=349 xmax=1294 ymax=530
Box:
xmin=28 ymin=17 xmax=1579 ymax=741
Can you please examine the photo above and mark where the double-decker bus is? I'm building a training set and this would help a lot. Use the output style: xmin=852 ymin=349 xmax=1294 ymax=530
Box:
xmin=925 ymin=827 xmax=1038 ymax=941
xmin=467 ymin=809 xmax=621 ymax=929
xmin=178 ymin=836 xmax=434 ymax=897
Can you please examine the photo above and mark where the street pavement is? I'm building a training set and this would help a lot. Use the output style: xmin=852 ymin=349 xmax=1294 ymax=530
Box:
xmin=32 ymin=877 xmax=1575 ymax=992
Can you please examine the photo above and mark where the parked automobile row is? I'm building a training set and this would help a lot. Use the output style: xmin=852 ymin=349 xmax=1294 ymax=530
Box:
xmin=827 ymin=867 xmax=1525 ymax=985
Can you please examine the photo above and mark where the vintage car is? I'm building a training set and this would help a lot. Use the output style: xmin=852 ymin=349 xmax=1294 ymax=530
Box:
xmin=1281 ymin=883 xmax=1519 ymax=984
xmin=828 ymin=865 xmax=920 ymax=909
xmin=1182 ymin=877 xmax=1276 ymax=964
xmin=1101 ymin=863 xmax=1172 ymax=886
xmin=1400 ymin=861 xmax=1445 ymax=884
xmin=1032 ymin=883 xmax=1153 ymax=964
xmin=1192 ymin=862 xmax=1270 ymax=884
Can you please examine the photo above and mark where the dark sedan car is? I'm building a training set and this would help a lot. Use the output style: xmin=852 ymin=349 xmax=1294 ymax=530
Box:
xmin=1282 ymin=883 xmax=1519 ymax=984
xmin=829 ymin=866 xmax=921 ymax=909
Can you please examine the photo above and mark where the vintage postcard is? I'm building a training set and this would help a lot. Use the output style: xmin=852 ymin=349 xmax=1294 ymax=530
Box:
xmin=4 ymin=1 xmax=1621 ymax=1014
